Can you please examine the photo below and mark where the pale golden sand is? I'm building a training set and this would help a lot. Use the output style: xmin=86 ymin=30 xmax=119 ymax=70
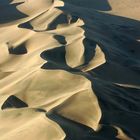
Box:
xmin=0 ymin=0 xmax=140 ymax=140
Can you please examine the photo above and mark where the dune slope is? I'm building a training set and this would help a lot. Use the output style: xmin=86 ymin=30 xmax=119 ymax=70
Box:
xmin=0 ymin=0 xmax=140 ymax=140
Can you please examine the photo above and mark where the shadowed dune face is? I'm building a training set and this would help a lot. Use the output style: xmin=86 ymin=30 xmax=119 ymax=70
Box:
xmin=0 ymin=1 xmax=27 ymax=24
xmin=1 ymin=95 xmax=28 ymax=110
xmin=0 ymin=0 xmax=140 ymax=140
xmin=63 ymin=0 xmax=111 ymax=11
xmin=8 ymin=42 xmax=27 ymax=55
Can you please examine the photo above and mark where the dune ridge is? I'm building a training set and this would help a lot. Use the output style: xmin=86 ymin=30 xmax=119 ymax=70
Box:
xmin=0 ymin=0 xmax=140 ymax=139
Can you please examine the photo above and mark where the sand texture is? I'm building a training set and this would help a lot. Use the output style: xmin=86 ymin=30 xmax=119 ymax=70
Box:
xmin=0 ymin=0 xmax=140 ymax=140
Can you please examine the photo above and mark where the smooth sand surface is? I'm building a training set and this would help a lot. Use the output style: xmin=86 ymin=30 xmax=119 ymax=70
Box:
xmin=0 ymin=0 xmax=140 ymax=139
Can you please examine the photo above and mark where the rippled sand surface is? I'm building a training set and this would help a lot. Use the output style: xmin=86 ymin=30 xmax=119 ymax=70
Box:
xmin=0 ymin=0 xmax=140 ymax=140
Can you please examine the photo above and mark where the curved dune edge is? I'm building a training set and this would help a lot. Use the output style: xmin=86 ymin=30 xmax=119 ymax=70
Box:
xmin=0 ymin=108 xmax=65 ymax=140
xmin=0 ymin=0 xmax=140 ymax=140
xmin=54 ymin=88 xmax=101 ymax=131
xmin=113 ymin=126 xmax=134 ymax=140
xmin=0 ymin=69 xmax=101 ymax=131
xmin=81 ymin=44 xmax=106 ymax=72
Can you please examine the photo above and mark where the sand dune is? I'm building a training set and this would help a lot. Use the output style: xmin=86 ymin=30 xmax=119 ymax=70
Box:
xmin=0 ymin=0 xmax=140 ymax=140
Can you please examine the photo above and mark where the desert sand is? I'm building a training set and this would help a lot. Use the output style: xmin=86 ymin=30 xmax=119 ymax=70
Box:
xmin=0 ymin=0 xmax=140 ymax=140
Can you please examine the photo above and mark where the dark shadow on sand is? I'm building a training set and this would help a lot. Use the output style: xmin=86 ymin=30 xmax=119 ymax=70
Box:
xmin=63 ymin=0 xmax=111 ymax=11
xmin=40 ymin=45 xmax=81 ymax=73
xmin=8 ymin=42 xmax=27 ymax=55
xmin=1 ymin=95 xmax=28 ymax=110
xmin=0 ymin=0 xmax=28 ymax=24
xmin=47 ymin=112 xmax=119 ymax=140
xmin=52 ymin=1 xmax=140 ymax=139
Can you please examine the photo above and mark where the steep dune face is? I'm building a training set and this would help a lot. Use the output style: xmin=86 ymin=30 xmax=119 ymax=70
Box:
xmin=0 ymin=0 xmax=140 ymax=140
